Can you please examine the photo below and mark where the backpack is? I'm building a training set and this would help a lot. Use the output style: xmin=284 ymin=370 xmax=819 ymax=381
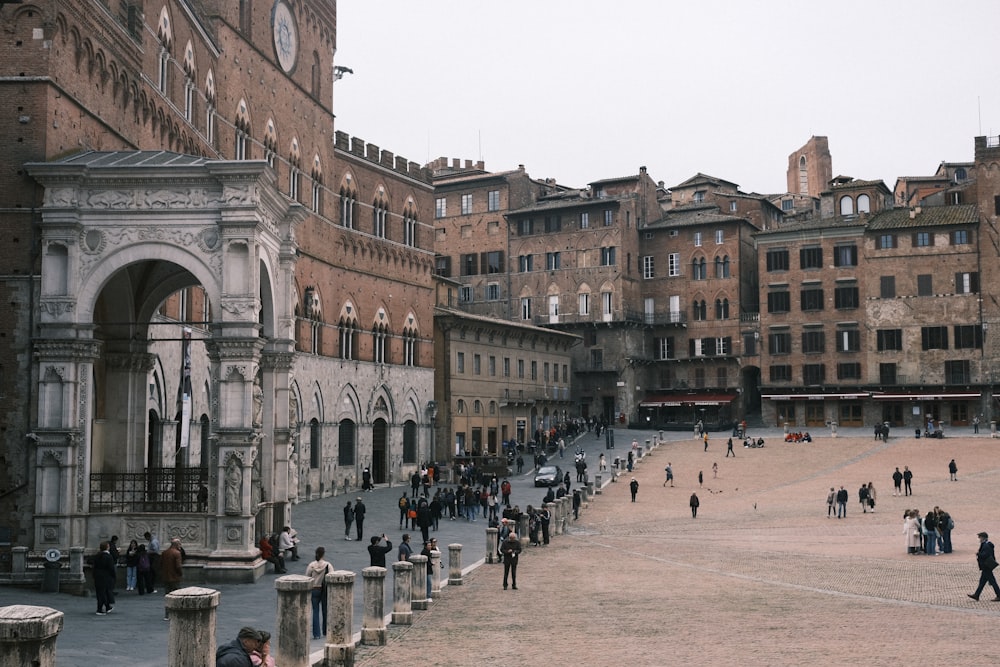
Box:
xmin=138 ymin=552 xmax=150 ymax=572
xmin=399 ymin=497 xmax=408 ymax=509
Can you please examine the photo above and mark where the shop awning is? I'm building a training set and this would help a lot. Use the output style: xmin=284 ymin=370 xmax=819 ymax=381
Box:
xmin=762 ymin=393 xmax=870 ymax=401
xmin=639 ymin=393 xmax=738 ymax=408
xmin=872 ymin=392 xmax=981 ymax=400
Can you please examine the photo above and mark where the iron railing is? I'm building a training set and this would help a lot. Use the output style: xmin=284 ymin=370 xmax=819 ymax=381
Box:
xmin=90 ymin=467 xmax=208 ymax=513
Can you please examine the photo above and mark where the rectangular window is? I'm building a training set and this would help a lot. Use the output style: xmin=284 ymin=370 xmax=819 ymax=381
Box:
xmin=951 ymin=229 xmax=969 ymax=245
xmin=590 ymin=349 xmax=603 ymax=370
xmin=836 ymin=329 xmax=860 ymax=352
xmin=833 ymin=245 xmax=857 ymax=267
xmin=456 ymin=352 xmax=465 ymax=373
xmin=917 ymin=275 xmax=933 ymax=296
xmin=578 ymin=292 xmax=590 ymax=315
xmin=473 ymin=354 xmax=481 ymax=375
xmin=543 ymin=362 xmax=550 ymax=383
xmin=921 ymin=326 xmax=948 ymax=350
xmin=520 ymin=298 xmax=532 ymax=320
xmin=503 ymin=357 xmax=510 ymax=377
xmin=435 ymin=256 xmax=451 ymax=278
xmin=877 ymin=329 xmax=903 ymax=351
xmin=803 ymin=364 xmax=826 ymax=385
xmin=912 ymin=232 xmax=933 ymax=247
xmin=767 ymin=291 xmax=791 ymax=314
xmin=546 ymin=252 xmax=561 ymax=270
xmin=435 ymin=197 xmax=447 ymax=218
xmin=781 ymin=199 xmax=793 ymax=211
xmin=517 ymin=359 xmax=524 ymax=379
xmin=461 ymin=254 xmax=478 ymax=276
xmin=800 ymin=247 xmax=823 ymax=269
xmin=668 ymin=253 xmax=680 ymax=277
xmin=766 ymin=249 xmax=789 ymax=272
xmin=642 ymin=255 xmax=655 ymax=279
xmin=458 ymin=285 xmax=472 ymax=303
xmin=487 ymin=190 xmax=500 ymax=212
xmin=743 ymin=333 xmax=757 ymax=356
xmin=769 ymin=365 xmax=792 ymax=382
xmin=604 ymin=210 xmax=613 ymax=226
xmin=518 ymin=255 xmax=533 ymax=272
xmin=531 ymin=361 xmax=538 ymax=381
xmin=954 ymin=325 xmax=983 ymax=349
xmin=802 ymin=330 xmax=825 ymax=354
xmin=485 ymin=251 xmax=503 ymax=274
xmin=544 ymin=215 xmax=562 ymax=233
xmin=880 ymin=276 xmax=896 ymax=298
xmin=800 ymin=288 xmax=824 ymax=311
xmin=601 ymin=247 xmax=616 ymax=266
xmin=580 ymin=212 xmax=590 ymax=229
xmin=955 ymin=272 xmax=979 ymax=294
xmin=837 ymin=362 xmax=862 ymax=380
xmin=461 ymin=193 xmax=473 ymax=215
xmin=945 ymin=360 xmax=970 ymax=384
xmin=715 ymin=229 xmax=724 ymax=244
xmin=878 ymin=234 xmax=897 ymax=249
xmin=768 ymin=331 xmax=792 ymax=355
xmin=602 ymin=292 xmax=613 ymax=316
xmin=654 ymin=336 xmax=675 ymax=360
xmin=693 ymin=232 xmax=703 ymax=247
xmin=517 ymin=219 xmax=534 ymax=236
xmin=834 ymin=286 xmax=859 ymax=309
xmin=879 ymin=363 xmax=897 ymax=384
xmin=486 ymin=283 xmax=500 ymax=301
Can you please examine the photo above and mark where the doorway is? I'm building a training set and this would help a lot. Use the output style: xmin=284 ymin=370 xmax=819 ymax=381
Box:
xmin=372 ymin=419 xmax=387 ymax=484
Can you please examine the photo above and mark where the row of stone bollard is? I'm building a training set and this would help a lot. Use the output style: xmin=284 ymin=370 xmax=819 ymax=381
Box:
xmin=0 ymin=544 xmax=465 ymax=667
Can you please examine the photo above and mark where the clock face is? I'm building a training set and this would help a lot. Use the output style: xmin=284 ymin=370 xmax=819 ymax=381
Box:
xmin=272 ymin=1 xmax=298 ymax=73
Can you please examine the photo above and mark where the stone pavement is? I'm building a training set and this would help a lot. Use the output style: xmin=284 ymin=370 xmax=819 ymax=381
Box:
xmin=7 ymin=425 xmax=1000 ymax=665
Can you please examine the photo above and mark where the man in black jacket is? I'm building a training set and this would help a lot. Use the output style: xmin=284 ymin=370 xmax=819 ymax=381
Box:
xmin=968 ymin=532 xmax=1000 ymax=601
xmin=216 ymin=627 xmax=261 ymax=667
xmin=354 ymin=497 xmax=366 ymax=542
xmin=93 ymin=541 xmax=117 ymax=615
xmin=368 ymin=535 xmax=393 ymax=567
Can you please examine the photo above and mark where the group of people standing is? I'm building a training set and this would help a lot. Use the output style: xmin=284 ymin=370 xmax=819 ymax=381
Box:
xmin=903 ymin=506 xmax=954 ymax=556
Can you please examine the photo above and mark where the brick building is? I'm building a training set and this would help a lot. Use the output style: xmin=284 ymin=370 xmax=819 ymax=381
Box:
xmin=0 ymin=0 xmax=434 ymax=580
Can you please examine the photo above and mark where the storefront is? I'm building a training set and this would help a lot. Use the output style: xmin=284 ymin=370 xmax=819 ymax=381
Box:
xmin=761 ymin=393 xmax=870 ymax=427
xmin=872 ymin=391 xmax=982 ymax=430
xmin=638 ymin=393 xmax=738 ymax=430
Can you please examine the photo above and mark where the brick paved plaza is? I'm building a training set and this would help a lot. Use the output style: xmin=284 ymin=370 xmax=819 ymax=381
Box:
xmin=356 ymin=429 xmax=1000 ymax=666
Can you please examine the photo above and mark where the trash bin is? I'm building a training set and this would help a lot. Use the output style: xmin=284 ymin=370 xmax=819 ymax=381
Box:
xmin=914 ymin=429 xmax=921 ymax=439
xmin=42 ymin=560 xmax=60 ymax=593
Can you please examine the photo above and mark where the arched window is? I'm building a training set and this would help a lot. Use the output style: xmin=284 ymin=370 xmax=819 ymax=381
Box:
xmin=857 ymin=194 xmax=871 ymax=213
xmin=456 ymin=399 xmax=466 ymax=414
xmin=714 ymin=256 xmax=731 ymax=278
xmin=715 ymin=298 xmax=730 ymax=319
xmin=693 ymin=299 xmax=707 ymax=321
xmin=402 ymin=420 xmax=417 ymax=463
xmin=337 ymin=419 xmax=355 ymax=466
xmin=310 ymin=418 xmax=321 ymax=469
xmin=798 ymin=155 xmax=808 ymax=194
xmin=839 ymin=195 xmax=854 ymax=216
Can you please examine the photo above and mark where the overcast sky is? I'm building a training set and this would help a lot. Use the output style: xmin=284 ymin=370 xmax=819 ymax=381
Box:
xmin=334 ymin=0 xmax=1000 ymax=194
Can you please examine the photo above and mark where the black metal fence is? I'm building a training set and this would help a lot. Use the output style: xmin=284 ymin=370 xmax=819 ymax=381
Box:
xmin=90 ymin=467 xmax=208 ymax=513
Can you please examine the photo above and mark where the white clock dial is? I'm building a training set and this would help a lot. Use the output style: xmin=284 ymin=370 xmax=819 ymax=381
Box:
xmin=272 ymin=1 xmax=298 ymax=73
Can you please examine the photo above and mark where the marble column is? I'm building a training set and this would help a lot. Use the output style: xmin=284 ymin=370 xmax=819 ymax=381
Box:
xmin=429 ymin=548 xmax=442 ymax=595
xmin=391 ymin=561 xmax=413 ymax=625
xmin=360 ymin=567 xmax=386 ymax=645
xmin=324 ymin=570 xmax=355 ymax=667
xmin=485 ymin=527 xmax=498 ymax=564
xmin=274 ymin=574 xmax=311 ymax=667
xmin=409 ymin=555 xmax=428 ymax=610
xmin=165 ymin=587 xmax=220 ymax=667
xmin=447 ymin=544 xmax=463 ymax=586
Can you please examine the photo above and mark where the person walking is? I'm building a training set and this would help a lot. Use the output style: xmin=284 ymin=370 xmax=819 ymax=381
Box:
xmin=367 ymin=535 xmax=393 ymax=567
xmin=712 ymin=462 xmax=718 ymax=478
xmin=835 ymin=486 xmax=848 ymax=518
xmin=305 ymin=547 xmax=332 ymax=639
xmin=93 ymin=540 xmax=117 ymax=615
xmin=663 ymin=463 xmax=673 ymax=487
xmin=629 ymin=477 xmax=639 ymax=502
xmin=161 ymin=538 xmax=184 ymax=621
xmin=968 ymin=532 xmax=1000 ymax=601
xmin=858 ymin=483 xmax=870 ymax=513
xmin=903 ymin=467 xmax=913 ymax=496
xmin=949 ymin=459 xmax=958 ymax=481
xmin=501 ymin=530 xmax=521 ymax=590
xmin=698 ymin=470 xmax=703 ymax=487
xmin=892 ymin=467 xmax=903 ymax=496
xmin=973 ymin=414 xmax=980 ymax=434
xmin=354 ymin=497 xmax=366 ymax=542
xmin=343 ymin=501 xmax=355 ymax=540
xmin=726 ymin=438 xmax=735 ymax=457
xmin=826 ymin=487 xmax=836 ymax=518
xmin=689 ymin=492 xmax=700 ymax=518
xmin=703 ymin=431 xmax=709 ymax=452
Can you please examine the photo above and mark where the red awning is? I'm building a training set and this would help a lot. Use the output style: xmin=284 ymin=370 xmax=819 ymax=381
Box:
xmin=872 ymin=392 xmax=981 ymax=400
xmin=762 ymin=393 xmax=869 ymax=401
xmin=639 ymin=393 xmax=738 ymax=408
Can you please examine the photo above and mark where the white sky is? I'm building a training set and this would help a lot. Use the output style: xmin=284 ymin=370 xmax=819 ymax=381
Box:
xmin=334 ymin=0 xmax=1000 ymax=194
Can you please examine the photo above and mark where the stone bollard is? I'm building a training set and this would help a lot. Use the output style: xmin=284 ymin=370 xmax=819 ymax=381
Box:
xmin=448 ymin=544 xmax=463 ymax=586
xmin=545 ymin=502 xmax=558 ymax=537
xmin=409 ymin=555 xmax=429 ymax=610
xmin=429 ymin=549 xmax=443 ymax=595
xmin=518 ymin=514 xmax=530 ymax=548
xmin=0 ymin=605 xmax=63 ymax=667
xmin=274 ymin=575 xmax=312 ymax=667
xmin=595 ymin=474 xmax=602 ymax=494
xmin=360 ymin=567 xmax=387 ymax=645
xmin=165 ymin=587 xmax=220 ymax=667
xmin=69 ymin=547 xmax=85 ymax=578
xmin=645 ymin=439 xmax=651 ymax=455
xmin=391 ymin=561 xmax=413 ymax=625
xmin=486 ymin=527 xmax=499 ymax=564
xmin=324 ymin=570 xmax=356 ymax=667
xmin=583 ymin=483 xmax=593 ymax=501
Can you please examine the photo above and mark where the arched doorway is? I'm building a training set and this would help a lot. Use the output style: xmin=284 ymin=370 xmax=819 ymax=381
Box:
xmin=372 ymin=418 xmax=388 ymax=484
